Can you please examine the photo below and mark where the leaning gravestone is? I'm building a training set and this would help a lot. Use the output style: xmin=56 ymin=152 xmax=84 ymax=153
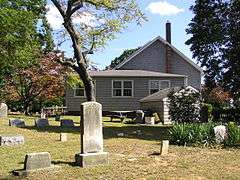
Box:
xmin=35 ymin=118 xmax=49 ymax=128
xmin=9 ymin=119 xmax=26 ymax=128
xmin=0 ymin=135 xmax=24 ymax=146
xmin=60 ymin=119 xmax=74 ymax=127
xmin=0 ymin=103 xmax=8 ymax=118
xmin=13 ymin=152 xmax=60 ymax=176
xmin=75 ymin=102 xmax=108 ymax=167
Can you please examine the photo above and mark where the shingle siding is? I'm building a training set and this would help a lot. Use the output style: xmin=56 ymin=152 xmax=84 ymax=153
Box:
xmin=118 ymin=40 xmax=201 ymax=89
xmin=118 ymin=40 xmax=166 ymax=72
xmin=65 ymin=77 xmax=185 ymax=112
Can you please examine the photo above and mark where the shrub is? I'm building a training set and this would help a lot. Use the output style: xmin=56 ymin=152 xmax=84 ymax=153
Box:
xmin=200 ymin=103 xmax=213 ymax=122
xmin=169 ymin=123 xmax=216 ymax=146
xmin=168 ymin=87 xmax=201 ymax=123
xmin=224 ymin=122 xmax=240 ymax=147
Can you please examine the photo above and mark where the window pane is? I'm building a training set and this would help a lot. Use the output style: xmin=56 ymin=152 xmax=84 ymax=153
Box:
xmin=150 ymin=89 xmax=159 ymax=94
xmin=113 ymin=81 xmax=122 ymax=88
xmin=160 ymin=81 xmax=170 ymax=89
xmin=123 ymin=89 xmax=132 ymax=96
xmin=150 ymin=81 xmax=159 ymax=89
xmin=113 ymin=89 xmax=122 ymax=96
xmin=124 ymin=81 xmax=132 ymax=88
xmin=75 ymin=88 xmax=84 ymax=96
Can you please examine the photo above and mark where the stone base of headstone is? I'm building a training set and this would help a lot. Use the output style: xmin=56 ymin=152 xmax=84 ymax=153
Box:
xmin=145 ymin=117 xmax=155 ymax=125
xmin=160 ymin=140 xmax=169 ymax=155
xmin=12 ymin=152 xmax=60 ymax=176
xmin=75 ymin=152 xmax=109 ymax=167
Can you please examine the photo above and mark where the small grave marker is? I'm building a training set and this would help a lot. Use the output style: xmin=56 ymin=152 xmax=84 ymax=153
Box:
xmin=9 ymin=119 xmax=25 ymax=128
xmin=0 ymin=135 xmax=24 ymax=146
xmin=35 ymin=118 xmax=49 ymax=128
xmin=160 ymin=140 xmax=169 ymax=155
xmin=0 ymin=103 xmax=8 ymax=118
xmin=60 ymin=119 xmax=74 ymax=127
xmin=60 ymin=133 xmax=67 ymax=142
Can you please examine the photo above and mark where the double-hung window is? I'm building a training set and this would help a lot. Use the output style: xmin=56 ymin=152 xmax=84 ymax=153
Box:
xmin=74 ymin=84 xmax=85 ymax=97
xmin=112 ymin=80 xmax=133 ymax=97
xmin=149 ymin=80 xmax=171 ymax=94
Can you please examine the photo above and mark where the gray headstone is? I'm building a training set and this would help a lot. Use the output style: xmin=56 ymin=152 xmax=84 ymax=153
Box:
xmin=214 ymin=125 xmax=227 ymax=143
xmin=81 ymin=102 xmax=103 ymax=153
xmin=24 ymin=152 xmax=51 ymax=171
xmin=35 ymin=118 xmax=49 ymax=128
xmin=160 ymin=140 xmax=169 ymax=155
xmin=60 ymin=119 xmax=74 ymax=127
xmin=75 ymin=101 xmax=108 ymax=167
xmin=0 ymin=135 xmax=24 ymax=146
xmin=0 ymin=103 xmax=8 ymax=118
xmin=9 ymin=119 xmax=25 ymax=128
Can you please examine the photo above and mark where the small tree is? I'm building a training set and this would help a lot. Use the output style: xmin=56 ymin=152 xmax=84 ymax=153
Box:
xmin=5 ymin=52 xmax=67 ymax=114
xmin=168 ymin=87 xmax=201 ymax=123
xmin=51 ymin=0 xmax=145 ymax=101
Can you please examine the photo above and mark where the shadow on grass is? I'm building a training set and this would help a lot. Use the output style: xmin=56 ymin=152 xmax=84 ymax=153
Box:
xmin=21 ymin=124 xmax=172 ymax=141
xmin=52 ymin=160 xmax=76 ymax=167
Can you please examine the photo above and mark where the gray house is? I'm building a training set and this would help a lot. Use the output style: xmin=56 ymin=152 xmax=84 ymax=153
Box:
xmin=65 ymin=22 xmax=202 ymax=113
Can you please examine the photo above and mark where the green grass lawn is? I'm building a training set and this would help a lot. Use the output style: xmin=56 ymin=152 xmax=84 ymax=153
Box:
xmin=1 ymin=115 xmax=240 ymax=179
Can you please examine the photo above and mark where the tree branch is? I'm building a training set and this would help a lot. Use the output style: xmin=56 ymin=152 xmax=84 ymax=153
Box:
xmin=51 ymin=0 xmax=66 ymax=17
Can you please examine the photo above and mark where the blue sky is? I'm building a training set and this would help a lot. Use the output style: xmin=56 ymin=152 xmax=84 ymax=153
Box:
xmin=47 ymin=0 xmax=196 ymax=69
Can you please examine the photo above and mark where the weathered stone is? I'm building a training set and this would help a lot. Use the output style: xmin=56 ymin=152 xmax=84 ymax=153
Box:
xmin=75 ymin=102 xmax=108 ymax=167
xmin=9 ymin=119 xmax=25 ymax=128
xmin=60 ymin=119 xmax=74 ymax=127
xmin=24 ymin=152 xmax=51 ymax=171
xmin=160 ymin=140 xmax=169 ymax=155
xmin=0 ymin=135 xmax=24 ymax=146
xmin=145 ymin=117 xmax=155 ymax=125
xmin=117 ymin=133 xmax=124 ymax=137
xmin=75 ymin=152 xmax=108 ymax=167
xmin=35 ymin=118 xmax=49 ymax=128
xmin=0 ymin=103 xmax=8 ymax=118
xmin=214 ymin=125 xmax=227 ymax=143
xmin=60 ymin=133 xmax=67 ymax=142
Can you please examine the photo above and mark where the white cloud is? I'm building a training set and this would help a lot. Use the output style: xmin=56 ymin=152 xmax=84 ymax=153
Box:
xmin=45 ymin=5 xmax=102 ymax=30
xmin=146 ymin=1 xmax=184 ymax=16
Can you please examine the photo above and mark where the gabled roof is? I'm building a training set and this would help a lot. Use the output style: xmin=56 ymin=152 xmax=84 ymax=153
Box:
xmin=114 ymin=36 xmax=203 ymax=73
xmin=90 ymin=70 xmax=187 ymax=78
xmin=139 ymin=87 xmax=181 ymax=103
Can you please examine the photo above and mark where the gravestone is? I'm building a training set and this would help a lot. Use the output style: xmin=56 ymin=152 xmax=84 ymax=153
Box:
xmin=9 ymin=119 xmax=26 ymax=128
xmin=0 ymin=135 xmax=24 ymax=146
xmin=35 ymin=118 xmax=49 ymax=128
xmin=0 ymin=103 xmax=8 ymax=118
xmin=60 ymin=133 xmax=67 ymax=142
xmin=60 ymin=119 xmax=74 ymax=127
xmin=75 ymin=102 xmax=108 ymax=167
xmin=214 ymin=125 xmax=227 ymax=143
xmin=13 ymin=152 xmax=60 ymax=176
xmin=160 ymin=140 xmax=169 ymax=155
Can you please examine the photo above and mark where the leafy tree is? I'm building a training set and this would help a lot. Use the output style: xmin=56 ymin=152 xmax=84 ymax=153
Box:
xmin=0 ymin=0 xmax=54 ymax=100
xmin=186 ymin=0 xmax=240 ymax=106
xmin=51 ymin=0 xmax=145 ymax=101
xmin=5 ymin=53 xmax=67 ymax=114
xmin=106 ymin=48 xmax=140 ymax=70
xmin=168 ymin=87 xmax=201 ymax=123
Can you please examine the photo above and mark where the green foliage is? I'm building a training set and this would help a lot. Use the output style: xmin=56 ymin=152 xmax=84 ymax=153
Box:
xmin=169 ymin=123 xmax=216 ymax=146
xmin=224 ymin=122 xmax=240 ymax=147
xmin=106 ymin=48 xmax=140 ymax=69
xmin=65 ymin=74 xmax=83 ymax=88
xmin=168 ymin=88 xmax=201 ymax=123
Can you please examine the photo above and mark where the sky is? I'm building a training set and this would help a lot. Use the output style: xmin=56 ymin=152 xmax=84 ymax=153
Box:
xmin=46 ymin=0 xmax=196 ymax=69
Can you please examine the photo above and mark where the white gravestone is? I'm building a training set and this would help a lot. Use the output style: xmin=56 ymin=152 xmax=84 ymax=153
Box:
xmin=214 ymin=125 xmax=227 ymax=143
xmin=0 ymin=103 xmax=8 ymax=118
xmin=75 ymin=102 xmax=108 ymax=167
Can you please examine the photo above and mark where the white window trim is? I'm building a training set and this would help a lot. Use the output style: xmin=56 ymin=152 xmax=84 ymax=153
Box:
xmin=73 ymin=81 xmax=96 ymax=98
xmin=149 ymin=80 xmax=171 ymax=95
xmin=112 ymin=80 xmax=134 ymax=98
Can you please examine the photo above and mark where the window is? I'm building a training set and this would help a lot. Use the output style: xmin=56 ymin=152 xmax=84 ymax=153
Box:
xmin=74 ymin=84 xmax=85 ymax=97
xmin=149 ymin=80 xmax=171 ymax=94
xmin=112 ymin=80 xmax=133 ymax=97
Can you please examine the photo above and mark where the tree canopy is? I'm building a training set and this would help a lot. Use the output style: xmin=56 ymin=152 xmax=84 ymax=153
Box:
xmin=186 ymin=0 xmax=240 ymax=105
xmin=51 ymin=0 xmax=145 ymax=101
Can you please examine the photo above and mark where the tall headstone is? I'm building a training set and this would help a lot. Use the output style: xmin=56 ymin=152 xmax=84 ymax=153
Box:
xmin=75 ymin=102 xmax=108 ymax=167
xmin=0 ymin=103 xmax=8 ymax=118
